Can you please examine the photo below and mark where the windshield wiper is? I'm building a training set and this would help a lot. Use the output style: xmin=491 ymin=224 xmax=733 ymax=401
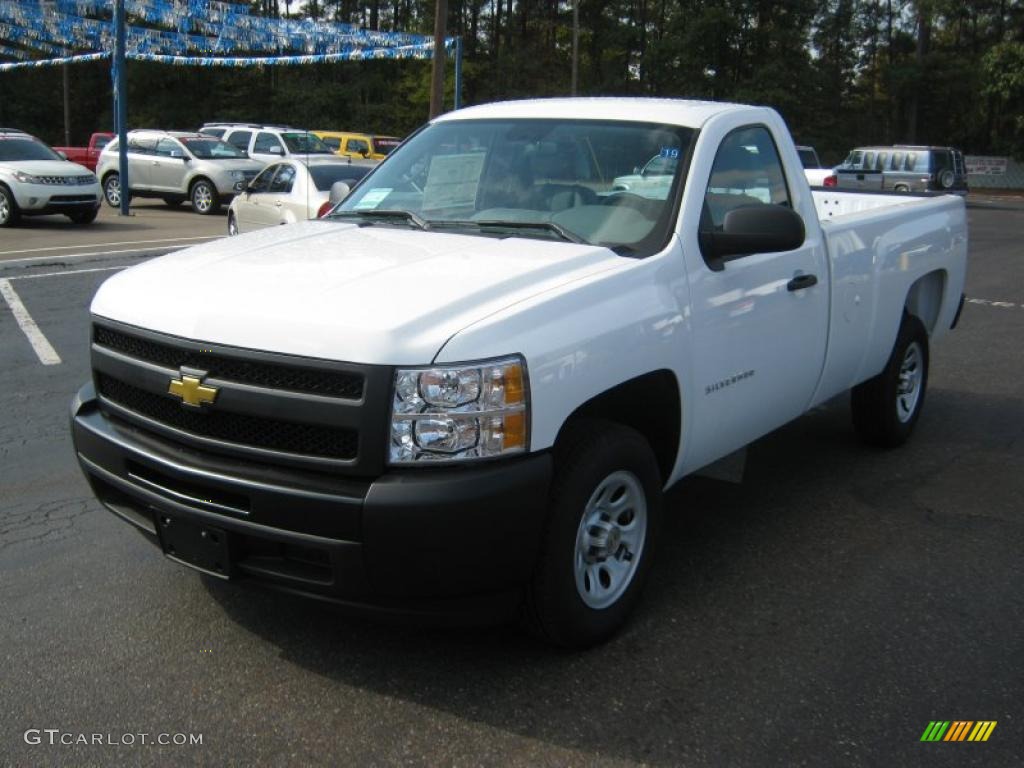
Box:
xmin=436 ymin=219 xmax=586 ymax=244
xmin=328 ymin=209 xmax=430 ymax=231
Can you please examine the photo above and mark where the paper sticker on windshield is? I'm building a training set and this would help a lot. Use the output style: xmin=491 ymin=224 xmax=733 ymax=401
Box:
xmin=422 ymin=153 xmax=486 ymax=211
xmin=354 ymin=188 xmax=392 ymax=210
xmin=659 ymin=147 xmax=681 ymax=159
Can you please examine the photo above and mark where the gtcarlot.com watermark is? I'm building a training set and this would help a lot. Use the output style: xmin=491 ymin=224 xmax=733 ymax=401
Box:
xmin=24 ymin=729 xmax=203 ymax=747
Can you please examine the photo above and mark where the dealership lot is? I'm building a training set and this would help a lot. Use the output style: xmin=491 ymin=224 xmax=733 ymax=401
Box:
xmin=1 ymin=199 xmax=1021 ymax=766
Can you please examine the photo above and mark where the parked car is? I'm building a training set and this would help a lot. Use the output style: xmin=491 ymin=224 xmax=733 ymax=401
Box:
xmin=312 ymin=131 xmax=400 ymax=161
xmin=201 ymin=123 xmax=337 ymax=166
xmin=53 ymin=132 xmax=114 ymax=172
xmin=227 ymin=157 xmax=372 ymax=235
xmin=97 ymin=130 xmax=263 ymax=214
xmin=72 ymin=98 xmax=967 ymax=647
xmin=796 ymin=144 xmax=836 ymax=187
xmin=835 ymin=145 xmax=968 ymax=194
xmin=611 ymin=151 xmax=678 ymax=198
xmin=0 ymin=128 xmax=101 ymax=226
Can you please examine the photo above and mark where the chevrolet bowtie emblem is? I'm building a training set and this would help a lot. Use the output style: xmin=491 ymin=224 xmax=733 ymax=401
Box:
xmin=168 ymin=374 xmax=218 ymax=408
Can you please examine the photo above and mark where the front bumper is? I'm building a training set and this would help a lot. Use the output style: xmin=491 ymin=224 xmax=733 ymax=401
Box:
xmin=13 ymin=182 xmax=101 ymax=214
xmin=71 ymin=382 xmax=552 ymax=622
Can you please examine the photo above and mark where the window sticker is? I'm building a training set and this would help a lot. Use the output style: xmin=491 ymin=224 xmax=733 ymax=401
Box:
xmin=659 ymin=147 xmax=681 ymax=159
xmin=421 ymin=152 xmax=486 ymax=211
xmin=354 ymin=187 xmax=393 ymax=210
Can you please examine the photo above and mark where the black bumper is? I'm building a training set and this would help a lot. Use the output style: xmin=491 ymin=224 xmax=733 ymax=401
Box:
xmin=71 ymin=382 xmax=552 ymax=622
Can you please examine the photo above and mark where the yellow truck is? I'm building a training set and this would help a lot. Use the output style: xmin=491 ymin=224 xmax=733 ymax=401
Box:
xmin=311 ymin=131 xmax=401 ymax=161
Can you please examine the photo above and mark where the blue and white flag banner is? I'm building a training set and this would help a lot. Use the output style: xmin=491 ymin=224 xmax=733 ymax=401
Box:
xmin=0 ymin=0 xmax=449 ymax=63
xmin=128 ymin=43 xmax=443 ymax=67
xmin=0 ymin=50 xmax=110 ymax=71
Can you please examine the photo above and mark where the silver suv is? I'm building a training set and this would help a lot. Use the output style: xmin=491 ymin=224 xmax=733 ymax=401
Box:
xmin=200 ymin=123 xmax=337 ymax=166
xmin=97 ymin=130 xmax=263 ymax=214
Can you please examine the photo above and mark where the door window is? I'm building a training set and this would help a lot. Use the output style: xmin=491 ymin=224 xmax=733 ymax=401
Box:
xmin=226 ymin=130 xmax=252 ymax=152
xmin=702 ymin=125 xmax=792 ymax=233
xmin=248 ymin=165 xmax=277 ymax=194
xmin=155 ymin=138 xmax=181 ymax=157
xmin=345 ymin=138 xmax=370 ymax=155
xmin=269 ymin=164 xmax=296 ymax=194
xmin=127 ymin=136 xmax=157 ymax=155
xmin=322 ymin=137 xmax=341 ymax=151
xmin=254 ymin=132 xmax=284 ymax=155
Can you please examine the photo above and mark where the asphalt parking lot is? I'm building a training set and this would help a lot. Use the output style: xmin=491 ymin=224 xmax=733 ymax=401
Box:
xmin=1 ymin=196 xmax=1021 ymax=767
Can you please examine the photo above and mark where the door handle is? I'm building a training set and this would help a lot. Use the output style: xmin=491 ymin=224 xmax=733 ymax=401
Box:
xmin=787 ymin=274 xmax=818 ymax=292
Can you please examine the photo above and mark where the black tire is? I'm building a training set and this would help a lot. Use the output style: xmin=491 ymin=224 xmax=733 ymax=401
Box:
xmin=102 ymin=173 xmax=125 ymax=208
xmin=893 ymin=184 xmax=910 ymax=193
xmin=525 ymin=419 xmax=663 ymax=648
xmin=938 ymin=169 xmax=955 ymax=189
xmin=66 ymin=208 xmax=98 ymax=225
xmin=851 ymin=313 xmax=929 ymax=448
xmin=190 ymin=179 xmax=220 ymax=215
xmin=0 ymin=184 xmax=19 ymax=227
xmin=227 ymin=211 xmax=238 ymax=236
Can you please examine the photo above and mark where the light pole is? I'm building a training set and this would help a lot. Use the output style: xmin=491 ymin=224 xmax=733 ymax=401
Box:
xmin=114 ymin=0 xmax=129 ymax=215
xmin=429 ymin=0 xmax=447 ymax=118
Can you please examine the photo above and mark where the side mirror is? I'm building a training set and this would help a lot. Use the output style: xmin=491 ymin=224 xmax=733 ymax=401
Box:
xmin=328 ymin=181 xmax=351 ymax=204
xmin=700 ymin=205 xmax=805 ymax=269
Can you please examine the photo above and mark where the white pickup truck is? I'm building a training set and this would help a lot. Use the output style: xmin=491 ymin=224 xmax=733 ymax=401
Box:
xmin=72 ymin=98 xmax=967 ymax=647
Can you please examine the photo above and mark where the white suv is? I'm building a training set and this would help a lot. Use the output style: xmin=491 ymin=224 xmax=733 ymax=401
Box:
xmin=0 ymin=129 xmax=101 ymax=226
xmin=200 ymin=123 xmax=337 ymax=166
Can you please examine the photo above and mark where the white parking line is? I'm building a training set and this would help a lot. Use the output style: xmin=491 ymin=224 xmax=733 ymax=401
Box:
xmin=0 ymin=235 xmax=218 ymax=258
xmin=0 ymin=278 xmax=62 ymax=365
xmin=965 ymin=297 xmax=1024 ymax=309
xmin=10 ymin=265 xmax=126 ymax=281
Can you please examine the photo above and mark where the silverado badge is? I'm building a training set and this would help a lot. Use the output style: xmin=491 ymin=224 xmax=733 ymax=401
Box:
xmin=168 ymin=373 xmax=218 ymax=408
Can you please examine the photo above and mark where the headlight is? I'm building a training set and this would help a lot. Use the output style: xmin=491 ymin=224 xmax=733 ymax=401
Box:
xmin=230 ymin=170 xmax=245 ymax=180
xmin=390 ymin=356 xmax=528 ymax=464
xmin=13 ymin=171 xmax=42 ymax=183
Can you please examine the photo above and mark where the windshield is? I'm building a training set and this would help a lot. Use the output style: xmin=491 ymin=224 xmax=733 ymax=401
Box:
xmin=281 ymin=132 xmax=334 ymax=155
xmin=372 ymin=137 xmax=400 ymax=155
xmin=182 ymin=138 xmax=248 ymax=159
xmin=335 ymin=119 xmax=693 ymax=256
xmin=0 ymin=137 xmax=63 ymax=162
xmin=309 ymin=164 xmax=372 ymax=191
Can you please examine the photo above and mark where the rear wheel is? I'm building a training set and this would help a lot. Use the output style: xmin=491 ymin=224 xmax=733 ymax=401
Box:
xmin=525 ymin=420 xmax=662 ymax=648
xmin=851 ymin=313 xmax=929 ymax=448
xmin=893 ymin=183 xmax=910 ymax=193
xmin=102 ymin=173 xmax=124 ymax=208
xmin=0 ymin=184 xmax=19 ymax=227
xmin=190 ymin=179 xmax=219 ymax=215
xmin=67 ymin=208 xmax=98 ymax=225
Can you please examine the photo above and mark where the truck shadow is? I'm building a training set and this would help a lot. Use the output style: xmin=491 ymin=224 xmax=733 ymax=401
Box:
xmin=201 ymin=386 xmax=1023 ymax=766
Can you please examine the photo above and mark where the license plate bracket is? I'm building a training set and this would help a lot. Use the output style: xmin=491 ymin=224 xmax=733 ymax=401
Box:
xmin=156 ymin=514 xmax=232 ymax=579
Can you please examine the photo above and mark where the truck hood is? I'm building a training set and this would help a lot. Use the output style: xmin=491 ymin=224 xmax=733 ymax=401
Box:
xmin=0 ymin=159 xmax=92 ymax=176
xmin=91 ymin=220 xmax=625 ymax=364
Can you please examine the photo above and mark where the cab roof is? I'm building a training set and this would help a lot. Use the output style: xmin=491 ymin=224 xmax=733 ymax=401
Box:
xmin=434 ymin=97 xmax=755 ymax=129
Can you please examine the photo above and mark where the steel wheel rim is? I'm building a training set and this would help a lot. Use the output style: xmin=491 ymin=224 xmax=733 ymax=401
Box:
xmin=228 ymin=213 xmax=238 ymax=235
xmin=105 ymin=177 xmax=120 ymax=206
xmin=896 ymin=342 xmax=923 ymax=423
xmin=193 ymin=183 xmax=213 ymax=212
xmin=573 ymin=470 xmax=647 ymax=610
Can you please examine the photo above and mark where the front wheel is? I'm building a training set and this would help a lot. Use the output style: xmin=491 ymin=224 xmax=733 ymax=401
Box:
xmin=227 ymin=211 xmax=239 ymax=236
xmin=525 ymin=420 xmax=662 ymax=648
xmin=0 ymin=184 xmax=19 ymax=227
xmin=190 ymin=179 xmax=219 ymax=215
xmin=851 ymin=313 xmax=929 ymax=448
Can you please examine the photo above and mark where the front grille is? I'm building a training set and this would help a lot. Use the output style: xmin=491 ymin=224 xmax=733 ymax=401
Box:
xmin=36 ymin=175 xmax=95 ymax=185
xmin=50 ymin=194 xmax=97 ymax=203
xmin=97 ymin=374 xmax=358 ymax=460
xmin=94 ymin=325 xmax=364 ymax=399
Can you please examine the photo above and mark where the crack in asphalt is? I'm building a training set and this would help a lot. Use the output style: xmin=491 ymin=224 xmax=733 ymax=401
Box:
xmin=0 ymin=496 xmax=95 ymax=552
